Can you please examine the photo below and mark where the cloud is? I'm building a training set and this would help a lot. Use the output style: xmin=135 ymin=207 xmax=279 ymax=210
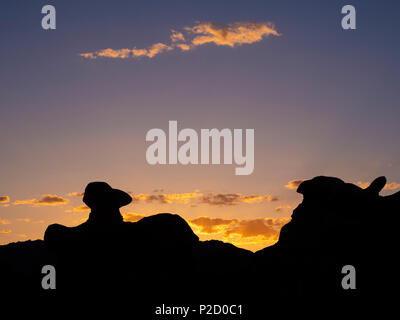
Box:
xmin=357 ymin=181 xmax=400 ymax=190
xmin=200 ymin=193 xmax=277 ymax=206
xmin=122 ymin=212 xmax=146 ymax=223
xmin=67 ymin=192 xmax=84 ymax=197
xmin=186 ymin=21 xmax=280 ymax=47
xmin=14 ymin=194 xmax=69 ymax=206
xmin=16 ymin=218 xmax=30 ymax=223
xmin=384 ymin=182 xmax=400 ymax=190
xmin=131 ymin=191 xmax=278 ymax=206
xmin=0 ymin=196 xmax=10 ymax=203
xmin=170 ymin=30 xmax=185 ymax=42
xmin=0 ymin=218 xmax=11 ymax=225
xmin=223 ymin=218 xmax=286 ymax=240
xmin=275 ymin=205 xmax=292 ymax=212
xmin=175 ymin=43 xmax=191 ymax=51
xmin=265 ymin=195 xmax=279 ymax=202
xmin=189 ymin=217 xmax=236 ymax=234
xmin=189 ymin=216 xmax=290 ymax=242
xmin=132 ymin=192 xmax=199 ymax=204
xmin=285 ymin=179 xmax=305 ymax=190
xmin=79 ymin=21 xmax=280 ymax=60
xmin=72 ymin=205 xmax=90 ymax=212
xmin=0 ymin=229 xmax=11 ymax=234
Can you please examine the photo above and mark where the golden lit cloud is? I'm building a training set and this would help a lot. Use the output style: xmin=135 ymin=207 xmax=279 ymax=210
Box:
xmin=285 ymin=179 xmax=305 ymax=190
xmin=189 ymin=217 xmax=236 ymax=234
xmin=0 ymin=218 xmax=11 ymax=225
xmin=189 ymin=216 xmax=289 ymax=243
xmin=131 ymin=191 xmax=278 ymax=206
xmin=79 ymin=21 xmax=280 ymax=59
xmin=0 ymin=229 xmax=11 ymax=234
xmin=186 ymin=22 xmax=280 ymax=47
xmin=122 ymin=212 xmax=146 ymax=223
xmin=170 ymin=30 xmax=185 ymax=42
xmin=72 ymin=205 xmax=90 ymax=212
xmin=132 ymin=192 xmax=199 ymax=204
xmin=67 ymin=192 xmax=84 ymax=197
xmin=175 ymin=43 xmax=191 ymax=51
xmin=0 ymin=196 xmax=10 ymax=203
xmin=200 ymin=193 xmax=277 ymax=206
xmin=357 ymin=181 xmax=400 ymax=190
xmin=147 ymin=43 xmax=173 ymax=58
xmin=13 ymin=194 xmax=69 ymax=206
xmin=16 ymin=218 xmax=30 ymax=223
xmin=275 ymin=205 xmax=292 ymax=212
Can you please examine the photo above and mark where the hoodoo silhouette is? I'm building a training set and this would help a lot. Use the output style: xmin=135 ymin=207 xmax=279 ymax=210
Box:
xmin=1 ymin=176 xmax=396 ymax=302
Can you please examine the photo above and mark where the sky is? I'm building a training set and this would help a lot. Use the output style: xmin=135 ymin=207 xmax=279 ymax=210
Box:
xmin=1 ymin=0 xmax=400 ymax=251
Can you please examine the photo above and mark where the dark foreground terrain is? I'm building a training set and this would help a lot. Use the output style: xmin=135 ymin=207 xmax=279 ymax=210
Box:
xmin=1 ymin=176 xmax=395 ymax=311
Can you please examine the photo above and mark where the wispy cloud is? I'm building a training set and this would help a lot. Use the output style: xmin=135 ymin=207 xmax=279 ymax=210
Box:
xmin=188 ymin=216 xmax=290 ymax=243
xmin=14 ymin=194 xmax=69 ymax=206
xmin=130 ymin=191 xmax=278 ymax=206
xmin=186 ymin=22 xmax=280 ymax=47
xmin=0 ymin=229 xmax=11 ymax=234
xmin=189 ymin=217 xmax=236 ymax=233
xmin=67 ymin=192 xmax=84 ymax=197
xmin=274 ymin=205 xmax=292 ymax=212
xmin=122 ymin=212 xmax=146 ymax=223
xmin=0 ymin=218 xmax=11 ymax=225
xmin=132 ymin=192 xmax=199 ymax=204
xmin=79 ymin=21 xmax=280 ymax=60
xmin=0 ymin=196 xmax=10 ymax=203
xmin=200 ymin=193 xmax=278 ymax=206
xmin=73 ymin=205 xmax=90 ymax=212
xmin=285 ymin=179 xmax=305 ymax=190
xmin=356 ymin=181 xmax=400 ymax=190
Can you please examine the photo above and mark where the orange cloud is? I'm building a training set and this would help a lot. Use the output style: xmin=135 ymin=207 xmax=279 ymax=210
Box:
xmin=14 ymin=194 xmax=68 ymax=206
xmin=275 ymin=205 xmax=292 ymax=212
xmin=0 ymin=229 xmax=11 ymax=234
xmin=170 ymin=30 xmax=185 ymax=42
xmin=189 ymin=216 xmax=289 ymax=243
xmin=122 ymin=212 xmax=146 ymax=223
xmin=132 ymin=192 xmax=199 ymax=204
xmin=0 ymin=196 xmax=10 ymax=203
xmin=357 ymin=181 xmax=400 ymax=190
xmin=186 ymin=22 xmax=280 ymax=47
xmin=285 ymin=179 xmax=305 ymax=190
xmin=72 ymin=205 xmax=90 ymax=212
xmin=96 ymin=48 xmax=131 ymax=59
xmin=67 ymin=192 xmax=84 ymax=197
xmin=175 ymin=43 xmax=191 ymax=51
xmin=189 ymin=217 xmax=236 ymax=234
xmin=131 ymin=191 xmax=278 ymax=206
xmin=79 ymin=21 xmax=280 ymax=59
xmin=223 ymin=218 xmax=288 ymax=240
xmin=0 ymin=218 xmax=11 ymax=225
xmin=200 ymin=193 xmax=277 ymax=206
xmin=16 ymin=218 xmax=30 ymax=223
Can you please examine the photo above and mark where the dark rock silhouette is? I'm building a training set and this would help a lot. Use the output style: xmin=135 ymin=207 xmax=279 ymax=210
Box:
xmin=1 ymin=176 xmax=396 ymax=304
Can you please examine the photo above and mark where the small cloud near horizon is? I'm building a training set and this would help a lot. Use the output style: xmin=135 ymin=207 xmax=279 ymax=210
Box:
xmin=0 ymin=196 xmax=10 ymax=203
xmin=131 ymin=191 xmax=279 ymax=206
xmin=13 ymin=194 xmax=69 ymax=206
xmin=285 ymin=179 xmax=305 ymax=190
xmin=0 ymin=218 xmax=11 ymax=225
xmin=357 ymin=181 xmax=400 ymax=190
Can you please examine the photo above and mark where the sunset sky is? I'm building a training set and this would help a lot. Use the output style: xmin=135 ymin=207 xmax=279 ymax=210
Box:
xmin=1 ymin=0 xmax=400 ymax=251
